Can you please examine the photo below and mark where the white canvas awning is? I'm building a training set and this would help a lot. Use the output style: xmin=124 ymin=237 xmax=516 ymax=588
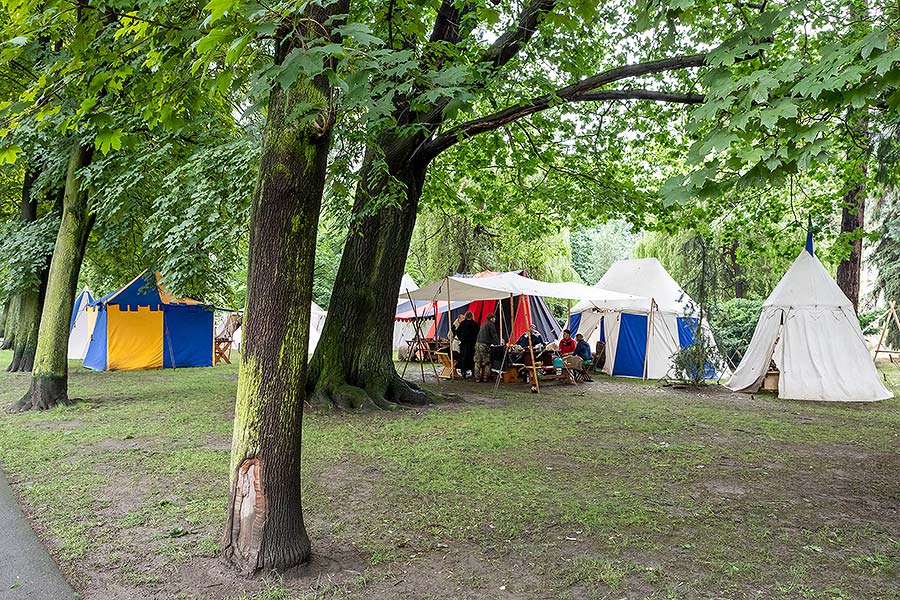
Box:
xmin=405 ymin=272 xmax=642 ymax=307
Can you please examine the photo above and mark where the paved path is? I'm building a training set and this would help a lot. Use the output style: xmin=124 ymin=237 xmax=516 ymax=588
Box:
xmin=0 ymin=470 xmax=78 ymax=599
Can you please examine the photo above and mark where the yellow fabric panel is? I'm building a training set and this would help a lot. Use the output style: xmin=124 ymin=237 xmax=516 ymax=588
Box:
xmin=106 ymin=305 xmax=163 ymax=370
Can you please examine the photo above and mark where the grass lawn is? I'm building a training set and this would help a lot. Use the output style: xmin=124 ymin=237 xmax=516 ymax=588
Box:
xmin=1 ymin=349 xmax=899 ymax=600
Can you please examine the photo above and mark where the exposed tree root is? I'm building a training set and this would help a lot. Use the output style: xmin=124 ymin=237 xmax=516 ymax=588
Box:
xmin=309 ymin=372 xmax=441 ymax=411
xmin=7 ymin=377 xmax=74 ymax=413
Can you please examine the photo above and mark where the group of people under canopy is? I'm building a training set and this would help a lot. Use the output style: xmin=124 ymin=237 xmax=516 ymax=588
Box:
xmin=396 ymin=246 xmax=894 ymax=402
xmin=397 ymin=266 xmax=720 ymax=389
xmin=449 ymin=310 xmax=594 ymax=382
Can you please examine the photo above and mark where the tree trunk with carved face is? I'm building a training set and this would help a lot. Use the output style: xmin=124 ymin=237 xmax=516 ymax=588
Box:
xmin=222 ymin=1 xmax=347 ymax=573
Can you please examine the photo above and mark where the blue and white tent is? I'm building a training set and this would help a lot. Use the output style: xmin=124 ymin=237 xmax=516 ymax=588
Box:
xmin=67 ymin=286 xmax=95 ymax=360
xmin=569 ymin=258 xmax=724 ymax=380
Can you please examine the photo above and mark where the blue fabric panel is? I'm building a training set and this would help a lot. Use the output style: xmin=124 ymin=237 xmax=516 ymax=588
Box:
xmin=99 ymin=270 xmax=162 ymax=306
xmin=162 ymin=305 xmax=214 ymax=368
xmin=82 ymin=308 xmax=108 ymax=371
xmin=677 ymin=317 xmax=699 ymax=348
xmin=568 ymin=313 xmax=582 ymax=335
xmin=69 ymin=291 xmax=85 ymax=332
xmin=676 ymin=316 xmax=717 ymax=379
xmin=612 ymin=313 xmax=647 ymax=377
xmin=599 ymin=316 xmax=605 ymax=343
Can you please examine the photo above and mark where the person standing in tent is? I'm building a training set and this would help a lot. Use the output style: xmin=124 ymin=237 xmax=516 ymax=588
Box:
xmin=474 ymin=313 xmax=500 ymax=382
xmin=453 ymin=311 xmax=480 ymax=379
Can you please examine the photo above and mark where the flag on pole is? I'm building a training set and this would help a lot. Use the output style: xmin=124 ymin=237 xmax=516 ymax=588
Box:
xmin=805 ymin=215 xmax=814 ymax=256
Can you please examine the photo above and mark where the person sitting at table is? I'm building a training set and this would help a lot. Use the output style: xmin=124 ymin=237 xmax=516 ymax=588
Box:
xmin=515 ymin=324 xmax=545 ymax=351
xmin=452 ymin=311 xmax=480 ymax=379
xmin=558 ymin=329 xmax=576 ymax=355
xmin=574 ymin=333 xmax=592 ymax=362
xmin=573 ymin=333 xmax=594 ymax=382
xmin=474 ymin=313 xmax=500 ymax=382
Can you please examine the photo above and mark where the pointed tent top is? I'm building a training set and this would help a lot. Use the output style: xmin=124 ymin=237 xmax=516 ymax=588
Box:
xmin=586 ymin=258 xmax=694 ymax=314
xmin=805 ymin=215 xmax=814 ymax=256
xmin=765 ymin=250 xmax=851 ymax=309
xmin=69 ymin=287 xmax=95 ymax=332
xmin=96 ymin=270 xmax=205 ymax=307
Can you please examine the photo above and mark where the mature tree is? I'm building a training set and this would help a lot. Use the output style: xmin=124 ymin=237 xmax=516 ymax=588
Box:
xmin=308 ymin=0 xmax=764 ymax=409
xmin=192 ymin=0 xmax=353 ymax=572
xmin=666 ymin=0 xmax=900 ymax=309
xmin=1 ymin=1 xmax=237 ymax=409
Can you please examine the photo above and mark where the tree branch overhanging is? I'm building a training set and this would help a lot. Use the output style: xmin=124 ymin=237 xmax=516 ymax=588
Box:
xmin=421 ymin=53 xmax=707 ymax=159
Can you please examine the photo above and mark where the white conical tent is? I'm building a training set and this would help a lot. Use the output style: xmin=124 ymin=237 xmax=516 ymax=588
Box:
xmin=233 ymin=301 xmax=328 ymax=354
xmin=570 ymin=258 xmax=723 ymax=379
xmin=67 ymin=287 xmax=95 ymax=360
xmin=727 ymin=250 xmax=892 ymax=402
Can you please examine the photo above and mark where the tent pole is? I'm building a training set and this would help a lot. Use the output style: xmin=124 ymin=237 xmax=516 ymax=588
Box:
xmin=510 ymin=293 xmax=515 ymax=339
xmin=643 ymin=298 xmax=655 ymax=381
xmin=498 ymin=295 xmax=504 ymax=344
xmin=524 ymin=295 xmax=539 ymax=393
xmin=874 ymin=300 xmax=900 ymax=362
xmin=567 ymin=299 xmax=571 ymax=330
xmin=446 ymin=277 xmax=455 ymax=380
xmin=406 ymin=289 xmax=437 ymax=382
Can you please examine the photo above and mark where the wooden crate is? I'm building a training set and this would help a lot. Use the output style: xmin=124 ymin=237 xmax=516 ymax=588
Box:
xmin=761 ymin=370 xmax=779 ymax=392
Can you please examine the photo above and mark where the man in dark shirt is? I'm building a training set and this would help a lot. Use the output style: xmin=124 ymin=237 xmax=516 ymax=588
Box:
xmin=474 ymin=313 xmax=500 ymax=382
xmin=452 ymin=311 xmax=480 ymax=378
xmin=515 ymin=324 xmax=545 ymax=350
xmin=574 ymin=333 xmax=592 ymax=362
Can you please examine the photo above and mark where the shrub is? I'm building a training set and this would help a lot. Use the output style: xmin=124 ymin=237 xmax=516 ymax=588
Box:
xmin=710 ymin=298 xmax=764 ymax=365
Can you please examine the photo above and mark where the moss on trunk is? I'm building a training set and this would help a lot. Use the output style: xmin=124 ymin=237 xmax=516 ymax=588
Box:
xmin=222 ymin=2 xmax=348 ymax=574
xmin=308 ymin=139 xmax=434 ymax=410
xmin=13 ymin=143 xmax=93 ymax=412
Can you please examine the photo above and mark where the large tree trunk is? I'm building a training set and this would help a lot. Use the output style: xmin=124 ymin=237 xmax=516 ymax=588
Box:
xmin=7 ymin=290 xmax=41 ymax=372
xmin=11 ymin=144 xmax=93 ymax=412
xmin=1 ymin=296 xmax=18 ymax=350
xmin=836 ymin=179 xmax=866 ymax=311
xmin=6 ymin=166 xmax=41 ymax=370
xmin=308 ymin=138 xmax=431 ymax=410
xmin=222 ymin=3 xmax=346 ymax=573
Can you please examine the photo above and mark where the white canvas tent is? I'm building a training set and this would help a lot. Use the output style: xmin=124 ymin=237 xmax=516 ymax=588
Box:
xmin=67 ymin=287 xmax=95 ymax=360
xmin=394 ymin=274 xmax=427 ymax=355
xmin=233 ymin=301 xmax=327 ymax=354
xmin=570 ymin=258 xmax=723 ymax=379
xmin=727 ymin=250 xmax=892 ymax=402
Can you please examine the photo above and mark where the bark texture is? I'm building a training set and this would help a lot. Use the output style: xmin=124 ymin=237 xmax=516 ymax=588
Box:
xmin=11 ymin=144 xmax=93 ymax=412
xmin=308 ymin=143 xmax=431 ymax=410
xmin=222 ymin=2 xmax=347 ymax=574
xmin=836 ymin=179 xmax=866 ymax=311
xmin=6 ymin=167 xmax=45 ymax=372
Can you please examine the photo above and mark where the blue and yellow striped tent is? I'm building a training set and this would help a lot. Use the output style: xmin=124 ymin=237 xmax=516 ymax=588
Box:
xmin=83 ymin=271 xmax=214 ymax=371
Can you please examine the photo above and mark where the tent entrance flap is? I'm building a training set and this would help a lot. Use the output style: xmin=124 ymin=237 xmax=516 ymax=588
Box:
xmin=612 ymin=313 xmax=647 ymax=377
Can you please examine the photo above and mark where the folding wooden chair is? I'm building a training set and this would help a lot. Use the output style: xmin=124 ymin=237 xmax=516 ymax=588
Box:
xmin=214 ymin=312 xmax=242 ymax=365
